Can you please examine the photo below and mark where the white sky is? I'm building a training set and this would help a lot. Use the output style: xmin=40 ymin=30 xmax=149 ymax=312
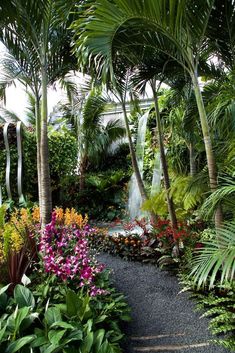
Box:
xmin=0 ymin=40 xmax=154 ymax=120
xmin=4 ymin=81 xmax=65 ymax=119
xmin=0 ymin=42 xmax=67 ymax=120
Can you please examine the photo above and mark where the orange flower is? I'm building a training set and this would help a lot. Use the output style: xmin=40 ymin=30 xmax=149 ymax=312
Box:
xmin=64 ymin=208 xmax=88 ymax=228
xmin=32 ymin=206 xmax=40 ymax=223
xmin=55 ymin=207 xmax=64 ymax=222
xmin=20 ymin=208 xmax=31 ymax=225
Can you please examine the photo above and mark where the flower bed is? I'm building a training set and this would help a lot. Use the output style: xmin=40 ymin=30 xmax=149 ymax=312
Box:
xmin=89 ymin=217 xmax=202 ymax=266
xmin=0 ymin=206 xmax=130 ymax=353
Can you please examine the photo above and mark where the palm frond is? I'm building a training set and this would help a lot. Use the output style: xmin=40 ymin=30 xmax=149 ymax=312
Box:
xmin=103 ymin=119 xmax=126 ymax=143
xmin=190 ymin=223 xmax=235 ymax=289
xmin=0 ymin=107 xmax=21 ymax=123
xmin=201 ymin=174 xmax=235 ymax=219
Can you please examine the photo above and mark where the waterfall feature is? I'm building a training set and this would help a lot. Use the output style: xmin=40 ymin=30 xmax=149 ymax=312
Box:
xmin=151 ymin=150 xmax=162 ymax=196
xmin=128 ymin=111 xmax=149 ymax=219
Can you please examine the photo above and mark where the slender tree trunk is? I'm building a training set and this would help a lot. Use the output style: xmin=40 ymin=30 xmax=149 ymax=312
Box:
xmin=121 ymin=99 xmax=157 ymax=223
xmin=191 ymin=72 xmax=223 ymax=228
xmin=79 ymin=154 xmax=87 ymax=192
xmin=35 ymin=95 xmax=42 ymax=213
xmin=40 ymin=63 xmax=52 ymax=228
xmin=189 ymin=141 xmax=196 ymax=177
xmin=151 ymin=84 xmax=177 ymax=229
xmin=121 ymin=100 xmax=147 ymax=203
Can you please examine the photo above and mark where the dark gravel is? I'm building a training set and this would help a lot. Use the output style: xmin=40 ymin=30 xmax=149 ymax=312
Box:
xmin=98 ymin=253 xmax=230 ymax=353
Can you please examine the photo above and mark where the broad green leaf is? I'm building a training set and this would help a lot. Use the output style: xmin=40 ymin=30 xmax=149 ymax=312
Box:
xmin=48 ymin=329 xmax=66 ymax=345
xmin=5 ymin=335 xmax=36 ymax=353
xmin=45 ymin=307 xmax=62 ymax=327
xmin=50 ymin=321 xmax=75 ymax=329
xmin=0 ymin=324 xmax=7 ymax=342
xmin=0 ymin=284 xmax=11 ymax=296
xmin=94 ymin=329 xmax=105 ymax=351
xmin=66 ymin=329 xmax=83 ymax=341
xmin=99 ymin=339 xmax=109 ymax=353
xmin=0 ymin=292 xmax=8 ymax=312
xmin=66 ymin=290 xmax=82 ymax=317
xmin=31 ymin=336 xmax=48 ymax=348
xmin=94 ymin=315 xmax=108 ymax=324
xmin=43 ymin=344 xmax=62 ymax=353
xmin=14 ymin=307 xmax=30 ymax=333
xmin=80 ymin=331 xmax=94 ymax=353
xmin=14 ymin=285 xmax=35 ymax=309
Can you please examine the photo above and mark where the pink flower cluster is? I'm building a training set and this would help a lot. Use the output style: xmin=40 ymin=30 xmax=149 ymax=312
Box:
xmin=39 ymin=212 xmax=107 ymax=296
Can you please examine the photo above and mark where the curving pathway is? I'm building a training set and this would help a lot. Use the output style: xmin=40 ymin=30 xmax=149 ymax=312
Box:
xmin=98 ymin=253 xmax=229 ymax=353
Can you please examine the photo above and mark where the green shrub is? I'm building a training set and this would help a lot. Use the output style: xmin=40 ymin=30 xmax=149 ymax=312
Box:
xmin=0 ymin=127 xmax=78 ymax=205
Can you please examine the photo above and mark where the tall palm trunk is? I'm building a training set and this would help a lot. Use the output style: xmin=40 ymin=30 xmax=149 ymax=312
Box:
xmin=191 ymin=72 xmax=223 ymax=228
xmin=79 ymin=153 xmax=88 ymax=192
xmin=151 ymin=83 xmax=177 ymax=229
xmin=35 ymin=94 xmax=42 ymax=212
xmin=121 ymin=99 xmax=147 ymax=203
xmin=189 ymin=141 xmax=196 ymax=177
xmin=40 ymin=63 xmax=52 ymax=227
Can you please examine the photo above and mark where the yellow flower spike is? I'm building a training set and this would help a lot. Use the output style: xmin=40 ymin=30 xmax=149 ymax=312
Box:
xmin=64 ymin=208 xmax=71 ymax=226
xmin=70 ymin=208 xmax=78 ymax=225
xmin=20 ymin=208 xmax=31 ymax=225
xmin=32 ymin=206 xmax=40 ymax=223
xmin=11 ymin=229 xmax=24 ymax=252
xmin=83 ymin=214 xmax=89 ymax=227
xmin=55 ymin=207 xmax=64 ymax=222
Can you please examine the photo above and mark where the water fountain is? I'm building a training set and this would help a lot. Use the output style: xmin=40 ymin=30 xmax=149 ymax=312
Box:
xmin=128 ymin=111 xmax=149 ymax=219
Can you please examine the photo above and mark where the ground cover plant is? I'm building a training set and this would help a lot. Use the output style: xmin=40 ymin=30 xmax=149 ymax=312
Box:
xmin=0 ymin=206 xmax=130 ymax=353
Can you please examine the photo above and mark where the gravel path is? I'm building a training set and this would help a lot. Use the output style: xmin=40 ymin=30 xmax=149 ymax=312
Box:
xmin=98 ymin=253 xmax=230 ymax=353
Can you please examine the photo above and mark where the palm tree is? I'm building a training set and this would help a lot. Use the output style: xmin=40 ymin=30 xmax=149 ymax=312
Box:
xmin=76 ymin=89 xmax=126 ymax=191
xmin=0 ymin=0 xmax=76 ymax=226
xmin=73 ymin=0 xmax=224 ymax=227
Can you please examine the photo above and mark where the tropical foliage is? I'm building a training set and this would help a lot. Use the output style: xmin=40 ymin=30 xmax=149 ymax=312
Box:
xmin=0 ymin=0 xmax=235 ymax=351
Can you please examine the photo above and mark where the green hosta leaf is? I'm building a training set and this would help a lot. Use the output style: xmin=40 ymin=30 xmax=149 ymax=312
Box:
xmin=0 ymin=292 xmax=8 ymax=312
xmin=64 ymin=329 xmax=83 ymax=343
xmin=43 ymin=344 xmax=63 ymax=353
xmin=66 ymin=290 xmax=82 ymax=317
xmin=48 ymin=329 xmax=66 ymax=345
xmin=45 ymin=307 xmax=62 ymax=327
xmin=5 ymin=335 xmax=36 ymax=353
xmin=94 ymin=329 xmax=105 ymax=351
xmin=94 ymin=315 xmax=108 ymax=324
xmin=80 ymin=331 xmax=94 ymax=352
xmin=0 ymin=284 xmax=11 ymax=296
xmin=99 ymin=339 xmax=109 ymax=353
xmin=0 ymin=324 xmax=7 ymax=342
xmin=14 ymin=307 xmax=30 ymax=333
xmin=31 ymin=335 xmax=48 ymax=348
xmin=14 ymin=285 xmax=35 ymax=309
xmin=50 ymin=321 xmax=75 ymax=329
